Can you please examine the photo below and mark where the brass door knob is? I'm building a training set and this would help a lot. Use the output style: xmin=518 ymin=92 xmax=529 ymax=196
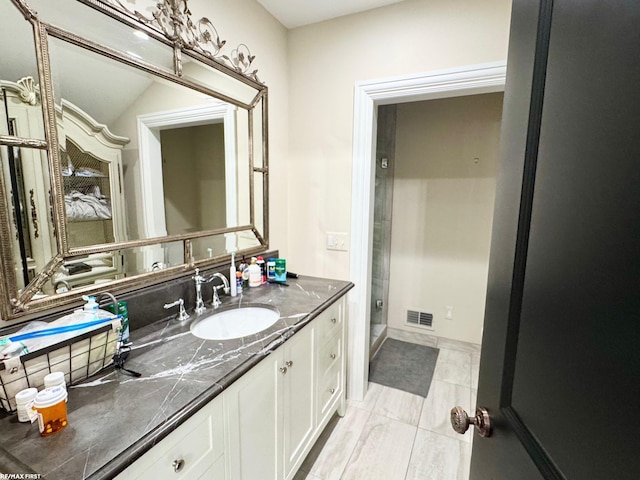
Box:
xmin=450 ymin=406 xmax=492 ymax=437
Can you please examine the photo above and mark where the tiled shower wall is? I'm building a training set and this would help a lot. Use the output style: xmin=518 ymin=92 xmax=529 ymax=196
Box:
xmin=370 ymin=105 xmax=397 ymax=343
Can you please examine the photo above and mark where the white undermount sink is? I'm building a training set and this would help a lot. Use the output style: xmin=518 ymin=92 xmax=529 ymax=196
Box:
xmin=190 ymin=304 xmax=280 ymax=340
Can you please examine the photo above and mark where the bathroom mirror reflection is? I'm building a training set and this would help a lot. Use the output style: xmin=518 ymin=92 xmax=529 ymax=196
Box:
xmin=0 ymin=0 xmax=268 ymax=319
xmin=48 ymin=35 xmax=252 ymax=247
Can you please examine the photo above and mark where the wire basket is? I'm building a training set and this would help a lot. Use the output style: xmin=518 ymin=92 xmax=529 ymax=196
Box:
xmin=0 ymin=322 xmax=119 ymax=412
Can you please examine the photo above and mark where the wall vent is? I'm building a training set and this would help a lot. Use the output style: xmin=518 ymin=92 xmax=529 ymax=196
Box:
xmin=406 ymin=309 xmax=434 ymax=329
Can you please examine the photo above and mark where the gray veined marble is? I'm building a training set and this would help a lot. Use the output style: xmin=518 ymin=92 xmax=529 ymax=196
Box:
xmin=0 ymin=275 xmax=353 ymax=480
xmin=341 ymin=413 xmax=416 ymax=480
xmin=299 ymin=344 xmax=476 ymax=480
xmin=419 ymin=379 xmax=473 ymax=443
xmin=300 ymin=405 xmax=371 ymax=480
xmin=433 ymin=349 xmax=472 ymax=387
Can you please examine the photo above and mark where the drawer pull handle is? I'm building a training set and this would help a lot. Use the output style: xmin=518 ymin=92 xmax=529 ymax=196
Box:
xmin=285 ymin=360 xmax=293 ymax=367
xmin=331 ymin=318 xmax=337 ymax=324
xmin=330 ymin=353 xmax=336 ymax=360
xmin=329 ymin=388 xmax=336 ymax=394
xmin=280 ymin=366 xmax=288 ymax=374
xmin=172 ymin=459 xmax=185 ymax=472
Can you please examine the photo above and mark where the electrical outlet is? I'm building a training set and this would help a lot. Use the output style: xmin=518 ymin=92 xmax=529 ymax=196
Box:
xmin=445 ymin=306 xmax=454 ymax=320
xmin=326 ymin=232 xmax=349 ymax=252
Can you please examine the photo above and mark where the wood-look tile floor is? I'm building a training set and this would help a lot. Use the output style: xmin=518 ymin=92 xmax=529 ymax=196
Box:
xmin=295 ymin=338 xmax=480 ymax=480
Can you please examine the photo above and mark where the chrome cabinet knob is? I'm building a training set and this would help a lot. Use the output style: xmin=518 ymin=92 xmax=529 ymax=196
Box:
xmin=331 ymin=317 xmax=337 ymax=324
xmin=279 ymin=366 xmax=287 ymax=374
xmin=330 ymin=353 xmax=336 ymax=360
xmin=450 ymin=406 xmax=492 ymax=437
xmin=172 ymin=459 xmax=185 ymax=472
xmin=329 ymin=388 xmax=336 ymax=394
xmin=285 ymin=360 xmax=293 ymax=367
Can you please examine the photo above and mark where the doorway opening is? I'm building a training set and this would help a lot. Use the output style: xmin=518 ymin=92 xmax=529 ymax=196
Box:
xmin=369 ymin=93 xmax=504 ymax=360
xmin=349 ymin=62 xmax=507 ymax=401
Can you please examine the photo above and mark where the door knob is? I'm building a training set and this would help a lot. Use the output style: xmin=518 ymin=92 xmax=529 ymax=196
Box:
xmin=172 ymin=459 xmax=185 ymax=472
xmin=450 ymin=406 xmax=492 ymax=437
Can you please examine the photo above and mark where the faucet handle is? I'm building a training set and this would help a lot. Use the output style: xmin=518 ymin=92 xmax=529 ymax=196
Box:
xmin=164 ymin=298 xmax=190 ymax=322
xmin=192 ymin=268 xmax=202 ymax=281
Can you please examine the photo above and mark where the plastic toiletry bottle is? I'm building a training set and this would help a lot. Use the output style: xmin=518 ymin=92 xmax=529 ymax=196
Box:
xmin=236 ymin=271 xmax=243 ymax=294
xmin=248 ymin=257 xmax=261 ymax=287
xmin=108 ymin=301 xmax=129 ymax=345
xmin=256 ymin=256 xmax=266 ymax=284
xmin=241 ymin=258 xmax=250 ymax=288
xmin=267 ymin=258 xmax=276 ymax=281
xmin=230 ymin=252 xmax=237 ymax=297
xmin=238 ymin=257 xmax=247 ymax=276
xmin=275 ymin=258 xmax=287 ymax=283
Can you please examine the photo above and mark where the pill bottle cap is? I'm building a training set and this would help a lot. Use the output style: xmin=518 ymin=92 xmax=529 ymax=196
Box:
xmin=44 ymin=371 xmax=66 ymax=389
xmin=34 ymin=386 xmax=67 ymax=408
xmin=15 ymin=388 xmax=38 ymax=405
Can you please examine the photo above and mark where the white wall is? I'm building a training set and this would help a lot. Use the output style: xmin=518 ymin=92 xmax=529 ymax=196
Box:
xmin=189 ymin=0 xmax=290 ymax=256
xmin=286 ymin=0 xmax=511 ymax=279
xmin=388 ymin=93 xmax=503 ymax=345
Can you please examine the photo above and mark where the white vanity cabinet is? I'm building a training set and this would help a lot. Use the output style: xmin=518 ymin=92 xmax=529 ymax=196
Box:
xmin=224 ymin=295 xmax=347 ymax=480
xmin=114 ymin=395 xmax=225 ymax=480
xmin=223 ymin=321 xmax=315 ymax=480
xmin=114 ymin=294 xmax=347 ymax=480
xmin=315 ymin=299 xmax=346 ymax=425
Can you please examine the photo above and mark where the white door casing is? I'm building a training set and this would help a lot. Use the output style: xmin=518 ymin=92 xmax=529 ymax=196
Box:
xmin=136 ymin=102 xmax=237 ymax=268
xmin=348 ymin=62 xmax=506 ymax=401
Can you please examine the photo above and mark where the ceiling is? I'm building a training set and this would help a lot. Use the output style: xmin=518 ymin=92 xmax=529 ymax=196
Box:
xmin=256 ymin=0 xmax=408 ymax=29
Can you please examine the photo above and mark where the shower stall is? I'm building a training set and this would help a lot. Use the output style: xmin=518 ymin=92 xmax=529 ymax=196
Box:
xmin=369 ymin=105 xmax=396 ymax=357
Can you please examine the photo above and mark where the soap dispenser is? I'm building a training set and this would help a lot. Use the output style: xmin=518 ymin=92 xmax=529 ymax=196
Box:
xmin=82 ymin=296 xmax=99 ymax=312
xmin=248 ymin=257 xmax=261 ymax=287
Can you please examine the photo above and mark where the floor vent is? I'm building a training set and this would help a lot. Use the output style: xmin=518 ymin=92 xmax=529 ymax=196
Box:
xmin=406 ymin=309 xmax=434 ymax=329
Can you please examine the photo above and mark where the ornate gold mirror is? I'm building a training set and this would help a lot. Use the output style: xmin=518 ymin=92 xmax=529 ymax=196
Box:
xmin=0 ymin=0 xmax=268 ymax=320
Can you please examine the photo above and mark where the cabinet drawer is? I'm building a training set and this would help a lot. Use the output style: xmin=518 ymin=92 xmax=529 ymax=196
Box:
xmin=317 ymin=361 xmax=342 ymax=421
xmin=316 ymin=301 xmax=342 ymax=345
xmin=318 ymin=334 xmax=342 ymax=378
xmin=117 ymin=397 xmax=224 ymax=480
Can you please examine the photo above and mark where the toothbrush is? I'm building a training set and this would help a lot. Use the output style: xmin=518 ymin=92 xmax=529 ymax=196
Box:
xmin=1 ymin=315 xmax=122 ymax=344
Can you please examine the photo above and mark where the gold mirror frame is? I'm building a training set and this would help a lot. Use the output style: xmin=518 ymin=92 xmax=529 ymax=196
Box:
xmin=0 ymin=0 xmax=269 ymax=320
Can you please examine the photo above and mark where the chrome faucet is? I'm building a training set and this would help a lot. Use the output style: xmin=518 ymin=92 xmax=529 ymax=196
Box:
xmin=193 ymin=268 xmax=230 ymax=313
xmin=210 ymin=272 xmax=230 ymax=309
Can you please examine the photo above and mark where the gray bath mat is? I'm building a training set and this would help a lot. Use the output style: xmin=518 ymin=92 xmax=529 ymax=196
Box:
xmin=369 ymin=338 xmax=439 ymax=398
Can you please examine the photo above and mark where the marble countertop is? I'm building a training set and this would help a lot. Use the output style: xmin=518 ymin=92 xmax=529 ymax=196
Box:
xmin=0 ymin=275 xmax=353 ymax=479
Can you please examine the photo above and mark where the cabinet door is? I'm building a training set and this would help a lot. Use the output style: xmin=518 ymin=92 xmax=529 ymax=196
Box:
xmin=224 ymin=354 xmax=280 ymax=480
xmin=282 ymin=324 xmax=315 ymax=478
xmin=115 ymin=397 xmax=224 ymax=480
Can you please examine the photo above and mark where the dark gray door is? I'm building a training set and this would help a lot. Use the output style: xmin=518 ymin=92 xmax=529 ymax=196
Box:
xmin=469 ymin=1 xmax=640 ymax=478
